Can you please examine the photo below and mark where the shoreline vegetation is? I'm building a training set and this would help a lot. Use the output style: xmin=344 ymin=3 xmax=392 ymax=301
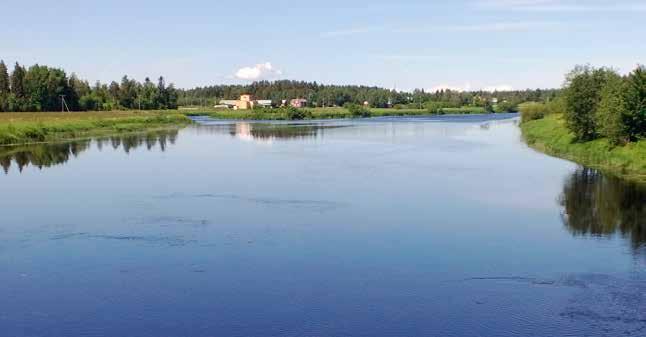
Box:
xmin=522 ymin=114 xmax=646 ymax=183
xmin=0 ymin=107 xmax=498 ymax=146
xmin=520 ymin=65 xmax=645 ymax=183
xmin=181 ymin=106 xmax=490 ymax=120
xmin=0 ymin=111 xmax=191 ymax=146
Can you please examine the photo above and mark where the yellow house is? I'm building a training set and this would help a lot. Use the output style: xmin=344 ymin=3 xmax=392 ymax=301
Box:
xmin=236 ymin=94 xmax=255 ymax=110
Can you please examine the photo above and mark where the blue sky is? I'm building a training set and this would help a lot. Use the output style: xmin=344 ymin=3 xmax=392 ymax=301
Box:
xmin=2 ymin=0 xmax=645 ymax=91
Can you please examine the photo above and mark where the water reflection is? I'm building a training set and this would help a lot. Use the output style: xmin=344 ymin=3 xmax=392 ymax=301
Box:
xmin=0 ymin=129 xmax=178 ymax=174
xmin=194 ymin=122 xmax=347 ymax=143
xmin=560 ymin=168 xmax=646 ymax=250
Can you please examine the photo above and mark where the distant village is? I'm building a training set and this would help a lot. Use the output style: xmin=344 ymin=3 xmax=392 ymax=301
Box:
xmin=216 ymin=94 xmax=310 ymax=110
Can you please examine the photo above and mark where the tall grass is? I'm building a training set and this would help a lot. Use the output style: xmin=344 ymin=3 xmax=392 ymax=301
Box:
xmin=0 ymin=111 xmax=191 ymax=146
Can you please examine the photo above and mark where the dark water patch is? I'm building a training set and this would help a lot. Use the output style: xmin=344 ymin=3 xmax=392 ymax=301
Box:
xmin=0 ymin=129 xmax=179 ymax=174
xmin=560 ymin=168 xmax=646 ymax=252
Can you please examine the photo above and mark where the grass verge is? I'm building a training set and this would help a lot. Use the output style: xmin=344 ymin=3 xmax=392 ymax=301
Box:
xmin=0 ymin=111 xmax=192 ymax=146
xmin=521 ymin=114 xmax=646 ymax=183
xmin=186 ymin=107 xmax=489 ymax=120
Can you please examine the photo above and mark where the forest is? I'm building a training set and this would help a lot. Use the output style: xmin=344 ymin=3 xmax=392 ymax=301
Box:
xmin=178 ymin=80 xmax=560 ymax=111
xmin=0 ymin=60 xmax=178 ymax=112
xmin=0 ymin=59 xmax=563 ymax=113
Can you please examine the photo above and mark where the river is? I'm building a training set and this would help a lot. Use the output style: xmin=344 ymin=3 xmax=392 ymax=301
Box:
xmin=1 ymin=114 xmax=644 ymax=336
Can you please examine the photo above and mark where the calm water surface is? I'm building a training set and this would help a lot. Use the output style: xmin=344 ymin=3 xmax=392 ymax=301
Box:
xmin=1 ymin=114 xmax=645 ymax=337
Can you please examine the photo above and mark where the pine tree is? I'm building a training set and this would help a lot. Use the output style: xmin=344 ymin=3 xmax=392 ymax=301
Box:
xmin=10 ymin=62 xmax=26 ymax=98
xmin=0 ymin=60 xmax=9 ymax=95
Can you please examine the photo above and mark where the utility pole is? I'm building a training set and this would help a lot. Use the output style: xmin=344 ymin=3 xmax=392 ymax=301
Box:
xmin=60 ymin=95 xmax=70 ymax=112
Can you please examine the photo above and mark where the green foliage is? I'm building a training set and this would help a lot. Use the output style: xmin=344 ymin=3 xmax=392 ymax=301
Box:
xmin=0 ymin=111 xmax=190 ymax=146
xmin=595 ymin=73 xmax=628 ymax=145
xmin=493 ymin=100 xmax=517 ymax=113
xmin=424 ymin=101 xmax=456 ymax=114
xmin=0 ymin=59 xmax=178 ymax=112
xmin=285 ymin=107 xmax=312 ymax=120
xmin=563 ymin=65 xmax=617 ymax=141
xmin=518 ymin=102 xmax=549 ymax=123
xmin=623 ymin=65 xmax=646 ymax=140
xmin=484 ymin=101 xmax=495 ymax=113
xmin=10 ymin=63 xmax=26 ymax=98
xmin=545 ymin=95 xmax=566 ymax=115
xmin=0 ymin=61 xmax=9 ymax=112
xmin=345 ymin=103 xmax=372 ymax=118
xmin=521 ymin=114 xmax=646 ymax=183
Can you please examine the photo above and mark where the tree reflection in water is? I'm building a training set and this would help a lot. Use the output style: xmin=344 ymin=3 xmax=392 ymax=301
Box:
xmin=560 ymin=167 xmax=646 ymax=251
xmin=0 ymin=129 xmax=178 ymax=174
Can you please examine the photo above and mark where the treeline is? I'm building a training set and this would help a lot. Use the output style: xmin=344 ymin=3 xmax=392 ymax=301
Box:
xmin=178 ymin=80 xmax=560 ymax=110
xmin=0 ymin=60 xmax=178 ymax=112
xmin=521 ymin=65 xmax=645 ymax=145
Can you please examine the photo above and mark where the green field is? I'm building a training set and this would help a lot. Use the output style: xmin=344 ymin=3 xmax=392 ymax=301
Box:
xmin=0 ymin=111 xmax=191 ymax=146
xmin=185 ymin=106 xmax=489 ymax=120
xmin=521 ymin=114 xmax=646 ymax=183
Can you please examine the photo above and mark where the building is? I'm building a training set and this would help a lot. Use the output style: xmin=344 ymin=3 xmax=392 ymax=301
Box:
xmin=290 ymin=98 xmax=308 ymax=108
xmin=218 ymin=95 xmax=274 ymax=110
xmin=237 ymin=94 xmax=255 ymax=110
xmin=256 ymin=100 xmax=274 ymax=108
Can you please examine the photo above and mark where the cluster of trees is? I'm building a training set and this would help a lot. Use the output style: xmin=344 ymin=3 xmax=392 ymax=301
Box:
xmin=564 ymin=65 xmax=645 ymax=144
xmin=0 ymin=60 xmax=178 ymax=112
xmin=178 ymin=80 xmax=559 ymax=110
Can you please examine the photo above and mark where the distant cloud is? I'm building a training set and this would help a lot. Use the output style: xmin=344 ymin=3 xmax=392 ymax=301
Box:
xmin=483 ymin=84 xmax=514 ymax=92
xmin=429 ymin=83 xmax=473 ymax=92
xmin=475 ymin=0 xmax=646 ymax=12
xmin=428 ymin=83 xmax=514 ymax=92
xmin=234 ymin=62 xmax=282 ymax=80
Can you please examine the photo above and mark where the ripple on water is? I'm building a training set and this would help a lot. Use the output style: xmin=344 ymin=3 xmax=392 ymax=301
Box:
xmin=462 ymin=273 xmax=646 ymax=336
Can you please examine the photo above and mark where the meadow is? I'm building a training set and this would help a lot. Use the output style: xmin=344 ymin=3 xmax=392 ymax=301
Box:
xmin=0 ymin=111 xmax=191 ymax=146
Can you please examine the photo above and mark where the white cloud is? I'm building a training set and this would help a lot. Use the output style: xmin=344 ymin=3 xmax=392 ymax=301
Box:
xmin=427 ymin=83 xmax=514 ymax=92
xmin=483 ymin=84 xmax=514 ymax=92
xmin=429 ymin=83 xmax=473 ymax=92
xmin=234 ymin=62 xmax=283 ymax=80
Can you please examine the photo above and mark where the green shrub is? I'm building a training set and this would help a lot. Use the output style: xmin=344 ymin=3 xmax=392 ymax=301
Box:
xmin=285 ymin=107 xmax=312 ymax=120
xmin=595 ymin=73 xmax=628 ymax=145
xmin=518 ymin=102 xmax=549 ymax=123
xmin=623 ymin=65 xmax=646 ymax=140
xmin=345 ymin=103 xmax=372 ymax=118
xmin=493 ymin=101 xmax=517 ymax=113
xmin=564 ymin=65 xmax=617 ymax=141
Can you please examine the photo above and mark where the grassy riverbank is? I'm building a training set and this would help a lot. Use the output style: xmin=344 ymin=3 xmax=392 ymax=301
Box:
xmin=185 ymin=106 xmax=487 ymax=120
xmin=521 ymin=114 xmax=646 ymax=183
xmin=0 ymin=111 xmax=192 ymax=146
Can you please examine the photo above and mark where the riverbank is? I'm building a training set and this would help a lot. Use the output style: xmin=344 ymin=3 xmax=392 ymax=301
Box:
xmin=183 ymin=107 xmax=487 ymax=120
xmin=521 ymin=114 xmax=646 ymax=183
xmin=0 ymin=111 xmax=192 ymax=146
